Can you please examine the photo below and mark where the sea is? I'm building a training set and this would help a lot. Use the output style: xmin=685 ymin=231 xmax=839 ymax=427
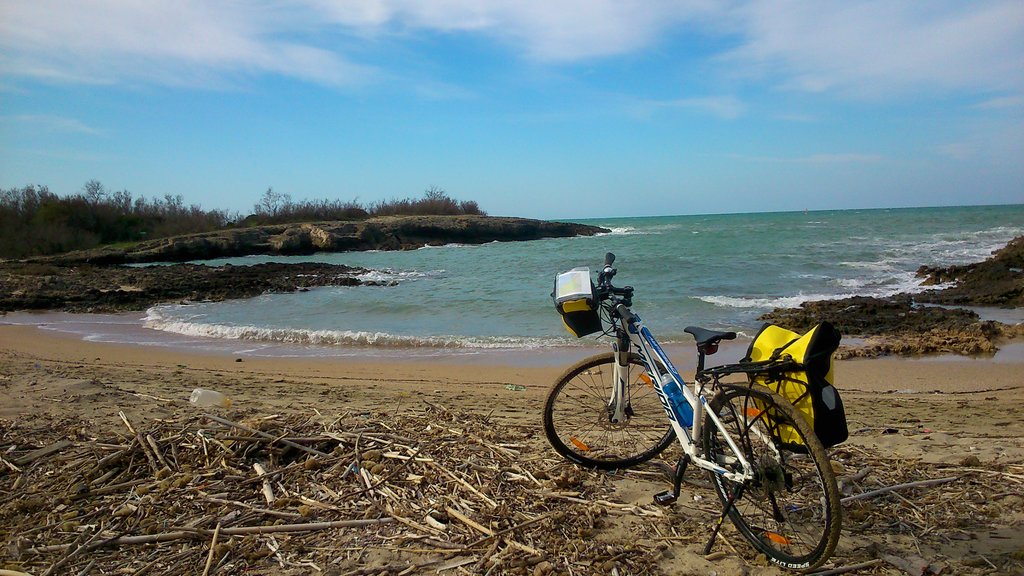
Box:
xmin=4 ymin=205 xmax=1024 ymax=363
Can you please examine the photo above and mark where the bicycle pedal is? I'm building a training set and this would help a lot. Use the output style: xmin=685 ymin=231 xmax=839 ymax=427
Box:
xmin=653 ymin=491 xmax=678 ymax=506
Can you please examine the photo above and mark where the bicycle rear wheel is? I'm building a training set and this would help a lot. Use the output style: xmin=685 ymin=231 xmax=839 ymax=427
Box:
xmin=543 ymin=352 xmax=675 ymax=470
xmin=703 ymin=383 xmax=841 ymax=571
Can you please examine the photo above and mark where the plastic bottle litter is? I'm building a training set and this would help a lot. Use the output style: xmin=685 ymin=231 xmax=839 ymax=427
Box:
xmin=189 ymin=388 xmax=232 ymax=408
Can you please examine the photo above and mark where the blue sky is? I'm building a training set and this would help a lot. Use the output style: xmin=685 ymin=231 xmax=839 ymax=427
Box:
xmin=1 ymin=1 xmax=1022 ymax=219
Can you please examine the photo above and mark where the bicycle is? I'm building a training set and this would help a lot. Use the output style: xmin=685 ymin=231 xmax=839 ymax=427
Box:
xmin=543 ymin=253 xmax=841 ymax=571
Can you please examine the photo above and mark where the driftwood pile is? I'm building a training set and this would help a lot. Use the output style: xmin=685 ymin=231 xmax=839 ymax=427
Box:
xmin=1 ymin=405 xmax=668 ymax=576
xmin=1 ymin=404 xmax=1022 ymax=575
xmin=826 ymin=443 xmax=1024 ymax=575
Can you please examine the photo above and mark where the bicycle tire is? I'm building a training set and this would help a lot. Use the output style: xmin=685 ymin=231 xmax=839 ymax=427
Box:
xmin=543 ymin=352 xmax=676 ymax=470
xmin=703 ymin=383 xmax=841 ymax=571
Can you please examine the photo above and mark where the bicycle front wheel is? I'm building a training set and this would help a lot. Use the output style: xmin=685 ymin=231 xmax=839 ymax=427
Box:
xmin=543 ymin=352 xmax=675 ymax=470
xmin=703 ymin=383 xmax=841 ymax=571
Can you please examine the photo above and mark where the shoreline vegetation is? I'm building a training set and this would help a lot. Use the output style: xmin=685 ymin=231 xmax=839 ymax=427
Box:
xmin=0 ymin=183 xmax=493 ymax=260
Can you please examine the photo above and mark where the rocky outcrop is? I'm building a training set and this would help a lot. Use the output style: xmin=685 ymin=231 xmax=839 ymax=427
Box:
xmin=0 ymin=262 xmax=371 ymax=313
xmin=915 ymin=236 xmax=1024 ymax=306
xmin=759 ymin=236 xmax=1024 ymax=358
xmin=0 ymin=215 xmax=607 ymax=314
xmin=41 ymin=216 xmax=610 ymax=265
xmin=758 ymin=294 xmax=1022 ymax=358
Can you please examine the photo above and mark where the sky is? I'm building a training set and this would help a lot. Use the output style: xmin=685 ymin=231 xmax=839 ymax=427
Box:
xmin=1 ymin=1 xmax=1022 ymax=220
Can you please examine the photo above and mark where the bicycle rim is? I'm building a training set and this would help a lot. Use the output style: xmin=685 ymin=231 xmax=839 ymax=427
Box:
xmin=703 ymin=384 xmax=841 ymax=571
xmin=543 ymin=352 xmax=675 ymax=470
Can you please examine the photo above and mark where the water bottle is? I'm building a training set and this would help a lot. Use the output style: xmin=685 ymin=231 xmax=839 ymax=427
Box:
xmin=661 ymin=375 xmax=693 ymax=426
xmin=189 ymin=388 xmax=232 ymax=408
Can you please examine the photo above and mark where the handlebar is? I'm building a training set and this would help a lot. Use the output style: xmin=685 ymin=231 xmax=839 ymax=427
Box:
xmin=596 ymin=252 xmax=633 ymax=309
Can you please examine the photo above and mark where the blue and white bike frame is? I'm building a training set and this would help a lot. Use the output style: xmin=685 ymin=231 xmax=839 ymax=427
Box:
xmin=609 ymin=310 xmax=756 ymax=484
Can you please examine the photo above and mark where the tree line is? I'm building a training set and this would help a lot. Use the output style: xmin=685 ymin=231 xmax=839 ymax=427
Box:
xmin=0 ymin=182 xmax=486 ymax=259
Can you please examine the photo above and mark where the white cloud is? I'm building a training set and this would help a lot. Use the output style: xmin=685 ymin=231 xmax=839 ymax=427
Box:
xmin=305 ymin=0 xmax=722 ymax=61
xmin=635 ymin=96 xmax=745 ymax=119
xmin=413 ymin=81 xmax=477 ymax=101
xmin=0 ymin=0 xmax=374 ymax=87
xmin=723 ymin=1 xmax=1024 ymax=97
xmin=1 ymin=114 xmax=103 ymax=135
xmin=974 ymin=95 xmax=1024 ymax=110
xmin=936 ymin=142 xmax=974 ymax=160
xmin=733 ymin=152 xmax=883 ymax=164
xmin=0 ymin=0 xmax=1020 ymax=101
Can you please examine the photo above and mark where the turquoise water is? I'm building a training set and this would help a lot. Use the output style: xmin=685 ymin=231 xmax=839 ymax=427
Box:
xmin=139 ymin=205 xmax=1023 ymax=352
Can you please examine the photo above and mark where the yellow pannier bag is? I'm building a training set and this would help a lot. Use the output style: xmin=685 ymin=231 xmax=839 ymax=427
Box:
xmin=746 ymin=322 xmax=847 ymax=450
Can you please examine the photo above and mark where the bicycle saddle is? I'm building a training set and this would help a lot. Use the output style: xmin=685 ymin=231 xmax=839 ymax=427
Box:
xmin=684 ymin=326 xmax=737 ymax=349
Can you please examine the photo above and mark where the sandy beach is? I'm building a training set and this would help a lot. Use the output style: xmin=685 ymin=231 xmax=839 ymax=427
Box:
xmin=2 ymin=323 xmax=1023 ymax=575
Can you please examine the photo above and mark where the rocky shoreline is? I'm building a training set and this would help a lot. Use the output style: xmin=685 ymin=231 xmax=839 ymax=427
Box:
xmin=761 ymin=236 xmax=1024 ymax=357
xmin=0 ymin=215 xmax=608 ymax=313
xmin=1 ymin=220 xmax=1021 ymax=357
xmin=0 ymin=261 xmax=372 ymax=313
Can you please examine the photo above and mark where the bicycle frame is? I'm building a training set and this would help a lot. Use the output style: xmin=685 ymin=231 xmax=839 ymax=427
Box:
xmin=609 ymin=311 xmax=756 ymax=484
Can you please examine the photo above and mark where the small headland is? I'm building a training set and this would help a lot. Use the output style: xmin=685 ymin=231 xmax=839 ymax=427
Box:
xmin=38 ymin=215 xmax=610 ymax=265
xmin=0 ymin=215 xmax=608 ymax=313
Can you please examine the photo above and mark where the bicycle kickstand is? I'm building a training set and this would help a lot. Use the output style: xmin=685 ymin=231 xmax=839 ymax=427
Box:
xmin=653 ymin=454 xmax=690 ymax=506
xmin=703 ymin=483 xmax=744 ymax=555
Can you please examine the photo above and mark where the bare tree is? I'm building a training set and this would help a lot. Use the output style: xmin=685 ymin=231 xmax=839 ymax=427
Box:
xmin=255 ymin=187 xmax=291 ymax=217
xmin=83 ymin=180 xmax=106 ymax=204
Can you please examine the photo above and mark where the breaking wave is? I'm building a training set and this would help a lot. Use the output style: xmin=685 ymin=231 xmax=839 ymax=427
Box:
xmin=143 ymin=308 xmax=576 ymax=350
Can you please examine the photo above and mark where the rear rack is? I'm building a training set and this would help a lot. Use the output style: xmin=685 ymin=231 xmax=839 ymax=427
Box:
xmin=699 ymin=357 xmax=798 ymax=379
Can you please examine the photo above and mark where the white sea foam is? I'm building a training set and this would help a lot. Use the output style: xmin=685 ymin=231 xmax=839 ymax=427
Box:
xmin=697 ymin=268 xmax=951 ymax=309
xmin=417 ymin=242 xmax=471 ymax=250
xmin=356 ymin=268 xmax=439 ymax=284
xmin=697 ymin=294 xmax=840 ymax=309
xmin=600 ymin=227 xmax=642 ymax=235
xmin=143 ymin=308 xmax=577 ymax=350
xmin=599 ymin=223 xmax=685 ymax=236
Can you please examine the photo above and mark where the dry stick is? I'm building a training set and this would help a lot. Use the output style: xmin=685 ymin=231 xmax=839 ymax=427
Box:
xmin=957 ymin=467 xmax=1024 ymax=482
xmin=841 ymin=476 xmax=959 ymax=505
xmin=203 ymin=414 xmax=330 ymax=458
xmin=145 ymin=434 xmax=172 ymax=471
xmin=41 ymin=525 xmax=105 ymax=576
xmin=445 ymin=507 xmax=493 ymax=537
xmin=89 ymin=478 xmax=149 ymax=496
xmin=118 ymin=412 xmax=160 ymax=474
xmin=0 ymin=454 xmax=23 ymax=472
xmin=817 ymin=558 xmax=892 ymax=576
xmin=465 ymin=513 xmax=553 ymax=548
xmin=90 ymin=467 xmax=120 ymax=487
xmin=13 ymin=439 xmax=74 ymax=466
xmin=474 ymin=539 xmax=501 ymax=573
xmin=237 ymin=459 xmax=310 ymax=487
xmin=253 ymin=462 xmax=276 ymax=505
xmin=335 ymin=447 xmax=424 ymax=502
xmin=201 ymin=523 xmax=221 ymax=576
xmin=429 ymin=461 xmax=498 ymax=509
xmin=205 ymin=497 xmax=302 ymax=520
xmin=28 ymin=518 xmax=395 ymax=554
xmin=445 ymin=507 xmax=542 ymax=557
